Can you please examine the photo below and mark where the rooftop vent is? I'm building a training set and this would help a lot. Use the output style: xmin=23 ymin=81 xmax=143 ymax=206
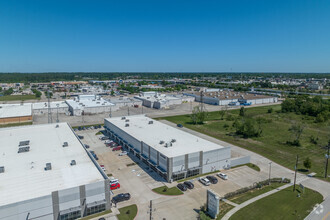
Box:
xmin=18 ymin=146 xmax=30 ymax=153
xmin=44 ymin=163 xmax=52 ymax=171
xmin=19 ymin=140 xmax=30 ymax=146
xmin=148 ymin=121 xmax=153 ymax=124
xmin=63 ymin=142 xmax=68 ymax=147
xmin=159 ymin=140 xmax=165 ymax=144
xmin=165 ymin=142 xmax=172 ymax=148
xmin=70 ymin=160 xmax=76 ymax=166
xmin=125 ymin=119 xmax=129 ymax=122
xmin=125 ymin=123 xmax=129 ymax=127
xmin=55 ymin=124 xmax=59 ymax=128
xmin=0 ymin=166 xmax=4 ymax=173
xmin=171 ymin=139 xmax=176 ymax=143
xmin=121 ymin=117 xmax=126 ymax=120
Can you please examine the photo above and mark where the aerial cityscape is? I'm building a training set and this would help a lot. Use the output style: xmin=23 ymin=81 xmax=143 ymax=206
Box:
xmin=0 ymin=1 xmax=329 ymax=220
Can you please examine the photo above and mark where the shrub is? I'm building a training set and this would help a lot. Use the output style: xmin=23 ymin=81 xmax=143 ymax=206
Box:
xmin=267 ymin=108 xmax=273 ymax=113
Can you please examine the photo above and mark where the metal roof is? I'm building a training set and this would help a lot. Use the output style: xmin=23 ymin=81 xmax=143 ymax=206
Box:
xmin=0 ymin=103 xmax=32 ymax=118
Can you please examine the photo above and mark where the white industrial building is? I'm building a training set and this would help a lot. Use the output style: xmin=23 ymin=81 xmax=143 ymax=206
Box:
xmin=104 ymin=115 xmax=231 ymax=182
xmin=32 ymin=101 xmax=69 ymax=115
xmin=0 ymin=103 xmax=33 ymax=125
xmin=0 ymin=123 xmax=111 ymax=220
xmin=184 ymin=91 xmax=278 ymax=106
xmin=107 ymin=97 xmax=143 ymax=108
xmin=135 ymin=92 xmax=194 ymax=109
xmin=66 ymin=95 xmax=118 ymax=116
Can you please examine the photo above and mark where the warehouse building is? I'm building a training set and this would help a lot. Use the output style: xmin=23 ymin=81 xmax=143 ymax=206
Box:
xmin=135 ymin=92 xmax=194 ymax=109
xmin=107 ymin=97 xmax=143 ymax=108
xmin=104 ymin=115 xmax=231 ymax=182
xmin=0 ymin=103 xmax=32 ymax=125
xmin=32 ymin=101 xmax=69 ymax=115
xmin=66 ymin=95 xmax=118 ymax=116
xmin=0 ymin=123 xmax=111 ymax=220
xmin=184 ymin=91 xmax=278 ymax=106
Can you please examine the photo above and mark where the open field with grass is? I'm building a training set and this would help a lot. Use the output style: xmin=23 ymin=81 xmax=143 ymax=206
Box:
xmin=117 ymin=204 xmax=138 ymax=220
xmin=157 ymin=105 xmax=329 ymax=181
xmin=0 ymin=94 xmax=37 ymax=101
xmin=152 ymin=186 xmax=183 ymax=195
xmin=230 ymin=182 xmax=285 ymax=204
xmin=230 ymin=186 xmax=323 ymax=220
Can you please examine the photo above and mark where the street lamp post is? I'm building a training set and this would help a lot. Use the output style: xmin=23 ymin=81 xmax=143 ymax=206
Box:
xmin=56 ymin=104 xmax=59 ymax=123
xmin=268 ymin=162 xmax=272 ymax=185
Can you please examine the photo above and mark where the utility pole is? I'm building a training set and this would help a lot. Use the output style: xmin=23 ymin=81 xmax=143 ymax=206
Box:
xmin=293 ymin=155 xmax=299 ymax=192
xmin=47 ymin=90 xmax=52 ymax=124
xmin=128 ymin=105 xmax=130 ymax=116
xmin=200 ymin=90 xmax=204 ymax=112
xmin=142 ymin=105 xmax=144 ymax=114
xmin=190 ymin=100 xmax=192 ymax=112
xmin=325 ymin=143 xmax=329 ymax=178
xmin=109 ymin=106 xmax=112 ymax=118
xmin=56 ymin=103 xmax=59 ymax=123
xmin=149 ymin=200 xmax=153 ymax=220
xmin=268 ymin=162 xmax=272 ymax=185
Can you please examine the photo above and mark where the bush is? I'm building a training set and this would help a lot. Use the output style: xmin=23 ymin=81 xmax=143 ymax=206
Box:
xmin=267 ymin=108 xmax=273 ymax=113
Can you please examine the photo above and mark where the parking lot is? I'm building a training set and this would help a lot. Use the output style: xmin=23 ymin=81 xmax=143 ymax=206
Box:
xmin=75 ymin=128 xmax=269 ymax=219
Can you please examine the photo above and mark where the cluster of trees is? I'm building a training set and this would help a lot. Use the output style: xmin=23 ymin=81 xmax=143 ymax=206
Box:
xmin=32 ymin=89 xmax=42 ymax=98
xmin=2 ymin=88 xmax=14 ymax=96
xmin=190 ymin=106 xmax=206 ymax=124
xmin=232 ymin=114 xmax=263 ymax=138
xmin=281 ymin=96 xmax=330 ymax=122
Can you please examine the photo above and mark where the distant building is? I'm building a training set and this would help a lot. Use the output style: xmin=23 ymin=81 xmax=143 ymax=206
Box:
xmin=307 ymin=83 xmax=323 ymax=91
xmin=0 ymin=103 xmax=32 ymax=125
xmin=135 ymin=92 xmax=194 ymax=109
xmin=0 ymin=123 xmax=110 ymax=219
xmin=32 ymin=101 xmax=69 ymax=115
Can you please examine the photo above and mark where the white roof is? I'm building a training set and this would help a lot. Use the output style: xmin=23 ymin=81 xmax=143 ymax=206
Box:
xmin=0 ymin=103 xmax=32 ymax=118
xmin=0 ymin=123 xmax=104 ymax=206
xmin=32 ymin=101 xmax=68 ymax=110
xmin=105 ymin=115 xmax=225 ymax=158
xmin=66 ymin=98 xmax=114 ymax=109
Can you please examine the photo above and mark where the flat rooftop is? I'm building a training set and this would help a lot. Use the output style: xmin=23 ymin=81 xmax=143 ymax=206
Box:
xmin=32 ymin=101 xmax=68 ymax=109
xmin=105 ymin=115 xmax=226 ymax=158
xmin=66 ymin=98 xmax=114 ymax=109
xmin=0 ymin=123 xmax=104 ymax=206
xmin=186 ymin=91 xmax=274 ymax=100
xmin=0 ymin=103 xmax=32 ymax=118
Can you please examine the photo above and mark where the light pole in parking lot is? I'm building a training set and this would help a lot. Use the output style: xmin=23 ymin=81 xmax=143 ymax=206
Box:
xmin=56 ymin=103 xmax=59 ymax=123
xmin=268 ymin=162 xmax=272 ymax=185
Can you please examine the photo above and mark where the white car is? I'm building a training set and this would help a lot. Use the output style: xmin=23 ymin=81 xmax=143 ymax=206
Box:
xmin=100 ymin=165 xmax=106 ymax=172
xmin=217 ymin=173 xmax=228 ymax=180
xmin=109 ymin=177 xmax=119 ymax=184
xmin=199 ymin=177 xmax=211 ymax=186
xmin=119 ymin=151 xmax=128 ymax=156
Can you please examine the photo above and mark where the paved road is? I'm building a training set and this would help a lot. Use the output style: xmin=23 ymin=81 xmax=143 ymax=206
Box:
xmin=305 ymin=196 xmax=330 ymax=220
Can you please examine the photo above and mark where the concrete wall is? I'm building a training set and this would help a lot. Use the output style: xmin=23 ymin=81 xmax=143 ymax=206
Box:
xmin=230 ymin=156 xmax=251 ymax=167
xmin=202 ymin=147 xmax=231 ymax=173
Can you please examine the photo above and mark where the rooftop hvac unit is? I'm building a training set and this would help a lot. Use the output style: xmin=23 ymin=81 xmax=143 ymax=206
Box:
xmin=55 ymin=124 xmax=59 ymax=128
xmin=18 ymin=146 xmax=30 ymax=153
xmin=0 ymin=166 xmax=4 ymax=173
xmin=148 ymin=121 xmax=153 ymax=124
xmin=96 ymin=102 xmax=100 ymax=104
xmin=63 ymin=142 xmax=68 ymax=147
xmin=70 ymin=160 xmax=76 ymax=166
xmin=171 ymin=139 xmax=176 ymax=143
xmin=159 ymin=140 xmax=164 ymax=144
xmin=125 ymin=123 xmax=129 ymax=127
xmin=121 ymin=117 xmax=126 ymax=120
xmin=125 ymin=119 xmax=130 ymax=122
xmin=44 ymin=163 xmax=52 ymax=171
xmin=19 ymin=140 xmax=30 ymax=146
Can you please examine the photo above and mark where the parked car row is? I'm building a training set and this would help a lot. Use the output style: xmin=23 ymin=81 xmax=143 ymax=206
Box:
xmin=177 ymin=181 xmax=195 ymax=192
xmin=199 ymin=172 xmax=228 ymax=186
xmin=74 ymin=125 xmax=102 ymax=131
xmin=89 ymin=150 xmax=98 ymax=160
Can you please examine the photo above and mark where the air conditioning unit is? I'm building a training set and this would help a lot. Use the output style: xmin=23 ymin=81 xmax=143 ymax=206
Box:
xmin=125 ymin=124 xmax=129 ymax=127
xmin=125 ymin=119 xmax=129 ymax=122
xmin=159 ymin=140 xmax=164 ymax=144
xmin=0 ymin=166 xmax=4 ymax=173
xmin=171 ymin=139 xmax=176 ymax=143
xmin=70 ymin=160 xmax=76 ymax=166
xmin=121 ymin=117 xmax=126 ymax=120
xmin=63 ymin=142 xmax=68 ymax=147
xmin=18 ymin=146 xmax=30 ymax=153
xmin=44 ymin=163 xmax=52 ymax=171
xmin=148 ymin=121 xmax=153 ymax=124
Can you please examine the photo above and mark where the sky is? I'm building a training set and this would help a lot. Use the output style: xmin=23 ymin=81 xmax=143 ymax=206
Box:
xmin=0 ymin=0 xmax=329 ymax=73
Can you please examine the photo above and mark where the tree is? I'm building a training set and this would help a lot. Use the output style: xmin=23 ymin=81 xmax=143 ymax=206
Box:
xmin=239 ymin=107 xmax=246 ymax=117
xmin=219 ymin=110 xmax=226 ymax=120
xmin=4 ymin=88 xmax=13 ymax=95
xmin=267 ymin=108 xmax=273 ymax=113
xmin=303 ymin=157 xmax=312 ymax=170
xmin=191 ymin=106 xmax=206 ymax=124
xmin=288 ymin=124 xmax=304 ymax=146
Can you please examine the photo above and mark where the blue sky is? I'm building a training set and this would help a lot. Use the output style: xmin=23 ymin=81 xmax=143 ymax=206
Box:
xmin=0 ymin=0 xmax=329 ymax=72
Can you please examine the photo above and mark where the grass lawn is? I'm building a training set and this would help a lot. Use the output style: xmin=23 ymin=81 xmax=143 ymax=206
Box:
xmin=217 ymin=203 xmax=234 ymax=219
xmin=230 ymin=186 xmax=323 ymax=220
xmin=157 ymin=105 xmax=329 ymax=181
xmin=231 ymin=163 xmax=260 ymax=172
xmin=117 ymin=204 xmax=138 ymax=220
xmin=0 ymin=121 xmax=33 ymax=128
xmin=152 ymin=186 xmax=183 ymax=195
xmin=0 ymin=94 xmax=37 ymax=101
xmin=79 ymin=210 xmax=111 ymax=220
xmin=230 ymin=182 xmax=285 ymax=204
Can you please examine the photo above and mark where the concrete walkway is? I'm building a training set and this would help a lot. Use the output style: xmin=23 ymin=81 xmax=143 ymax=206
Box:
xmin=222 ymin=199 xmax=239 ymax=207
xmin=221 ymin=184 xmax=291 ymax=220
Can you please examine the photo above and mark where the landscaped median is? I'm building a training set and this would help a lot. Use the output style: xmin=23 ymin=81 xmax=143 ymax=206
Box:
xmin=117 ymin=204 xmax=138 ymax=220
xmin=152 ymin=186 xmax=183 ymax=196
xmin=231 ymin=163 xmax=260 ymax=172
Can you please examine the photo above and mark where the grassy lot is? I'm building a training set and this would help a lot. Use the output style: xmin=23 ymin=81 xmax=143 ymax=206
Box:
xmin=157 ymin=105 xmax=329 ymax=181
xmin=117 ymin=204 xmax=138 ymax=220
xmin=79 ymin=210 xmax=111 ymax=220
xmin=152 ymin=186 xmax=183 ymax=195
xmin=230 ymin=186 xmax=323 ymax=220
xmin=0 ymin=122 xmax=33 ymax=128
xmin=0 ymin=94 xmax=37 ymax=101
xmin=231 ymin=163 xmax=260 ymax=172
xmin=230 ymin=182 xmax=285 ymax=204
xmin=217 ymin=203 xmax=234 ymax=219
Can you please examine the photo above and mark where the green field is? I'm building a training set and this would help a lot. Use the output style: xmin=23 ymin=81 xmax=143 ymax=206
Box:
xmin=230 ymin=182 xmax=285 ymax=204
xmin=152 ymin=186 xmax=183 ymax=195
xmin=0 ymin=94 xmax=37 ymax=101
xmin=230 ymin=186 xmax=323 ymax=220
xmin=117 ymin=204 xmax=138 ymax=220
xmin=157 ymin=105 xmax=329 ymax=181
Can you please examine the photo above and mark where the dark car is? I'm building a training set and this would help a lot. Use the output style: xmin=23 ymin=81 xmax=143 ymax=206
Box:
xmin=78 ymin=135 xmax=84 ymax=139
xmin=206 ymin=176 xmax=218 ymax=184
xmin=78 ymin=127 xmax=82 ymax=131
xmin=177 ymin=183 xmax=187 ymax=191
xmin=84 ymin=144 xmax=90 ymax=149
xmin=183 ymin=181 xmax=194 ymax=189
xmin=177 ymin=124 xmax=183 ymax=128
xmin=111 ymin=193 xmax=131 ymax=203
